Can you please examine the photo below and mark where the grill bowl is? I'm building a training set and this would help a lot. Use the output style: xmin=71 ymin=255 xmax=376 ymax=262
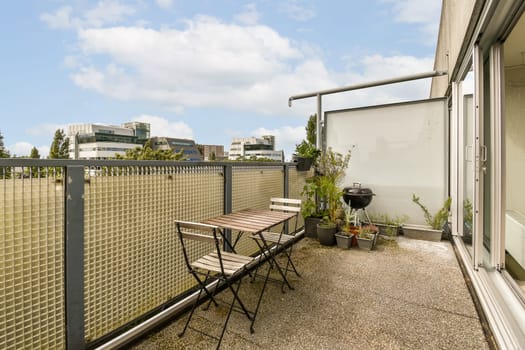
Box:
xmin=342 ymin=185 xmax=375 ymax=209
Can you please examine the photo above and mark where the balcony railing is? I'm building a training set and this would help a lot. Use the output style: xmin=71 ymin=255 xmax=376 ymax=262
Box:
xmin=0 ymin=159 xmax=310 ymax=350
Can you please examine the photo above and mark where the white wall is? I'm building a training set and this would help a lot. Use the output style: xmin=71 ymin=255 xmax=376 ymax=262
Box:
xmin=325 ymin=98 xmax=448 ymax=225
xmin=431 ymin=0 xmax=477 ymax=97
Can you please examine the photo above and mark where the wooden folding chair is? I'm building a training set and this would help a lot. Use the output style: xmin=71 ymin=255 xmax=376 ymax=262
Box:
xmin=175 ymin=220 xmax=255 ymax=349
xmin=250 ymin=198 xmax=302 ymax=292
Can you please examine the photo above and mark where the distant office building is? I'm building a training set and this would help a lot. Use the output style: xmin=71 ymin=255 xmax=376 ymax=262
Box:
xmin=197 ymin=144 xmax=225 ymax=161
xmin=228 ymin=135 xmax=283 ymax=161
xmin=150 ymin=137 xmax=203 ymax=161
xmin=68 ymin=122 xmax=150 ymax=159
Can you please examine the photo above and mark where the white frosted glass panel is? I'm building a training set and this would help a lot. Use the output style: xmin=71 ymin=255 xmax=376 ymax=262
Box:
xmin=325 ymin=98 xmax=447 ymax=225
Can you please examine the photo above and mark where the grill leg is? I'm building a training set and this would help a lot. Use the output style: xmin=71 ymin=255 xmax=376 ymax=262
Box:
xmin=363 ymin=208 xmax=372 ymax=225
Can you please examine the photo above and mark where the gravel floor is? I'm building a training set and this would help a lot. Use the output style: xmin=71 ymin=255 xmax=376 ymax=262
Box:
xmin=129 ymin=236 xmax=491 ymax=350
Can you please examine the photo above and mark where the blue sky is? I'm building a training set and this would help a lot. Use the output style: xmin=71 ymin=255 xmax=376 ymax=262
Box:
xmin=1 ymin=0 xmax=442 ymax=159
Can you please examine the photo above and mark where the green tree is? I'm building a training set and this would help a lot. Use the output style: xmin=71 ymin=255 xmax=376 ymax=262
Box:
xmin=306 ymin=114 xmax=317 ymax=145
xmin=0 ymin=130 xmax=10 ymax=158
xmin=294 ymin=114 xmax=319 ymax=164
xmin=116 ymin=139 xmax=185 ymax=160
xmin=49 ymin=129 xmax=70 ymax=159
xmin=30 ymin=146 xmax=40 ymax=159
xmin=0 ymin=130 xmax=12 ymax=179
xmin=29 ymin=146 xmax=44 ymax=177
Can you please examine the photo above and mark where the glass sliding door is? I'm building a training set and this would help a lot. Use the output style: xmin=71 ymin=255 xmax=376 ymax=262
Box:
xmin=482 ymin=49 xmax=493 ymax=268
xmin=473 ymin=45 xmax=487 ymax=269
xmin=458 ymin=69 xmax=475 ymax=256
xmin=462 ymin=90 xmax=474 ymax=253
xmin=503 ymin=12 xmax=525 ymax=295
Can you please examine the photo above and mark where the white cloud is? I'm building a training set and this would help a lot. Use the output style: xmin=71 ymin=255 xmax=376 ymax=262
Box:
xmin=234 ymin=3 xmax=260 ymax=25
xmin=40 ymin=6 xmax=75 ymax=29
xmin=316 ymin=54 xmax=435 ymax=111
xmin=360 ymin=54 xmax=434 ymax=78
xmin=64 ymin=55 xmax=81 ymax=68
xmin=26 ymin=124 xmax=69 ymax=137
xmin=280 ymin=1 xmax=316 ymax=22
xmin=59 ymin=12 xmax=433 ymax=121
xmin=38 ymin=146 xmax=51 ymax=159
xmin=40 ymin=0 xmax=136 ymax=30
xmin=156 ymin=0 xmax=173 ymax=10
xmin=9 ymin=143 xmax=50 ymax=158
xmin=9 ymin=142 xmax=33 ymax=157
xmin=382 ymin=0 xmax=441 ymax=38
xmin=70 ymin=16 xmax=322 ymax=115
xmin=84 ymin=0 xmax=136 ymax=28
xmin=132 ymin=115 xmax=194 ymax=139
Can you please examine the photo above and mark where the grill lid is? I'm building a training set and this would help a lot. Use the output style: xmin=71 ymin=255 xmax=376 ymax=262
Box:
xmin=342 ymin=183 xmax=375 ymax=209
xmin=343 ymin=183 xmax=375 ymax=196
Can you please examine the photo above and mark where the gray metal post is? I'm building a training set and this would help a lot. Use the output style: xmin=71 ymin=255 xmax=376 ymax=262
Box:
xmin=284 ymin=165 xmax=290 ymax=234
xmin=317 ymin=93 xmax=322 ymax=149
xmin=223 ymin=165 xmax=233 ymax=250
xmin=65 ymin=166 xmax=85 ymax=349
xmin=284 ymin=165 xmax=289 ymax=198
xmin=288 ymin=70 xmax=449 ymax=151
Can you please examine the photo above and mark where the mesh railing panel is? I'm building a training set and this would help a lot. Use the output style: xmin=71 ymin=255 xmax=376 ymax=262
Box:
xmin=83 ymin=165 xmax=223 ymax=342
xmin=0 ymin=162 xmax=301 ymax=348
xmin=288 ymin=167 xmax=313 ymax=231
xmin=0 ymin=167 xmax=65 ymax=350
xmin=231 ymin=166 xmax=284 ymax=256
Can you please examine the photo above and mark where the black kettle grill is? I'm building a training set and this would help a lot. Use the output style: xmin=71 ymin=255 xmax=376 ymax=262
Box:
xmin=342 ymin=183 xmax=375 ymax=224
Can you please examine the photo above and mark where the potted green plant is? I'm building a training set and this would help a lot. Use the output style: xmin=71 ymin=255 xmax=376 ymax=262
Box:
xmin=462 ymin=198 xmax=473 ymax=244
xmin=317 ymin=216 xmax=337 ymax=245
xmin=402 ymin=194 xmax=452 ymax=242
xmin=369 ymin=212 xmax=408 ymax=240
xmin=356 ymin=224 xmax=379 ymax=250
xmin=301 ymin=179 xmax=322 ymax=238
xmin=294 ymin=140 xmax=320 ymax=171
xmin=335 ymin=210 xmax=359 ymax=249
xmin=314 ymin=148 xmax=351 ymax=245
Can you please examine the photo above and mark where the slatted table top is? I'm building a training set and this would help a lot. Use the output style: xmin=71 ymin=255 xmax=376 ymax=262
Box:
xmin=202 ymin=208 xmax=296 ymax=233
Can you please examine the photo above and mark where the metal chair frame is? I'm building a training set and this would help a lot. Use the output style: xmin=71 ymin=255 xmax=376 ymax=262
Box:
xmin=175 ymin=220 xmax=255 ymax=349
xmin=250 ymin=197 xmax=302 ymax=292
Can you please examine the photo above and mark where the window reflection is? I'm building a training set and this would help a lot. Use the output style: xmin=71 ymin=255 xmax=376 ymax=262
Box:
xmin=504 ymin=12 xmax=525 ymax=294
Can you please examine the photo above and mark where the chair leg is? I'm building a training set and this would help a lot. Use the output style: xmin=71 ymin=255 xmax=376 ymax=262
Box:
xmin=179 ymin=278 xmax=206 ymax=337
xmin=280 ymin=245 xmax=300 ymax=293
xmin=201 ymin=273 xmax=220 ymax=311
xmin=217 ymin=278 xmax=246 ymax=349
xmin=285 ymin=244 xmax=301 ymax=277
xmin=227 ymin=277 xmax=252 ymax=322
xmin=254 ymin=235 xmax=294 ymax=292
xmin=250 ymin=256 xmax=273 ymax=334
xmin=250 ymin=260 xmax=261 ymax=283
xmin=251 ymin=240 xmax=275 ymax=284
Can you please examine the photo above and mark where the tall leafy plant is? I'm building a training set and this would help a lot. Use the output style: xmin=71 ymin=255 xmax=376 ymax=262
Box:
xmin=315 ymin=148 xmax=351 ymax=223
xmin=300 ymin=180 xmax=320 ymax=218
xmin=411 ymin=194 xmax=452 ymax=230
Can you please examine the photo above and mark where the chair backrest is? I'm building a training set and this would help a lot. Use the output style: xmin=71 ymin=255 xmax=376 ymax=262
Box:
xmin=269 ymin=197 xmax=302 ymax=213
xmin=176 ymin=220 xmax=221 ymax=244
xmin=175 ymin=220 xmax=223 ymax=270
xmin=269 ymin=198 xmax=302 ymax=233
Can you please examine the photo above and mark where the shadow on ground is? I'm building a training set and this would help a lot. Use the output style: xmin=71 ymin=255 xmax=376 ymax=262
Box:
xmin=130 ymin=236 xmax=490 ymax=350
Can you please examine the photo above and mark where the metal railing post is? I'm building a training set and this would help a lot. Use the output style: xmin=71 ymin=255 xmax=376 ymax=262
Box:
xmin=284 ymin=165 xmax=290 ymax=234
xmin=223 ymin=165 xmax=233 ymax=251
xmin=65 ymin=165 xmax=85 ymax=349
